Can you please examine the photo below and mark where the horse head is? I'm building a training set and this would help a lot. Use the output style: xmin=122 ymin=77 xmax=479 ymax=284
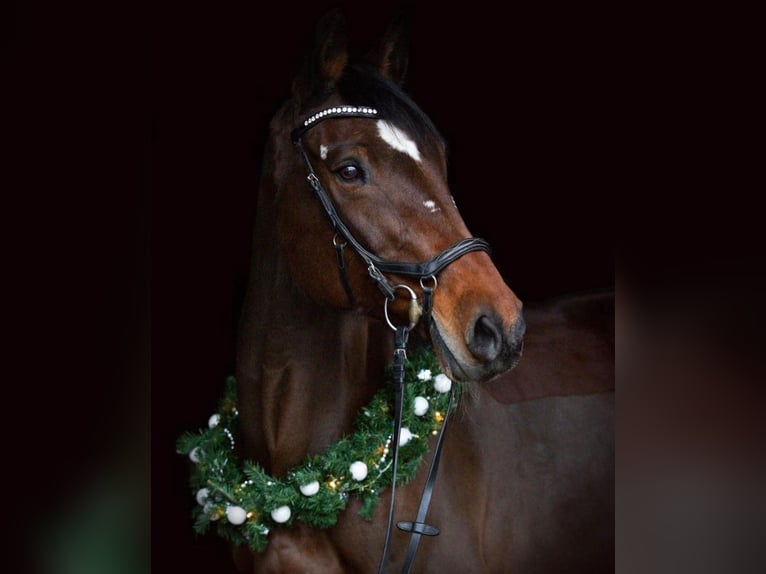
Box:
xmin=268 ymin=11 xmax=524 ymax=383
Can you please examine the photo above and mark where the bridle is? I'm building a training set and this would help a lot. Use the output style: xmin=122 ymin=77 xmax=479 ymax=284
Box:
xmin=291 ymin=105 xmax=490 ymax=316
xmin=292 ymin=105 xmax=490 ymax=573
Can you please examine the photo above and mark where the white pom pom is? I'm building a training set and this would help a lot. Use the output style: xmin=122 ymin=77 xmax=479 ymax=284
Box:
xmin=270 ymin=505 xmax=291 ymax=523
xmin=413 ymin=396 xmax=429 ymax=416
xmin=349 ymin=461 xmax=368 ymax=481
xmin=417 ymin=369 xmax=432 ymax=381
xmin=226 ymin=505 xmax=247 ymax=525
xmin=399 ymin=427 xmax=414 ymax=446
xmin=189 ymin=447 xmax=202 ymax=463
xmin=300 ymin=481 xmax=320 ymax=496
xmin=195 ymin=487 xmax=209 ymax=506
xmin=208 ymin=413 xmax=221 ymax=428
xmin=433 ymin=374 xmax=452 ymax=393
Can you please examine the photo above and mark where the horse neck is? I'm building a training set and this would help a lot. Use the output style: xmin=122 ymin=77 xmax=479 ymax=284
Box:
xmin=236 ymin=143 xmax=392 ymax=476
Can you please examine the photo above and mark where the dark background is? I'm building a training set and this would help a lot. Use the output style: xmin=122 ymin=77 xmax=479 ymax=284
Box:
xmin=12 ymin=2 xmax=765 ymax=572
xmin=152 ymin=3 xmax=613 ymax=572
xmin=11 ymin=1 xmax=613 ymax=572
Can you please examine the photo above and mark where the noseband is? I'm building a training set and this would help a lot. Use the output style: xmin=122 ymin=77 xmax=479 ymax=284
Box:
xmin=292 ymin=105 xmax=489 ymax=573
xmin=291 ymin=106 xmax=491 ymax=312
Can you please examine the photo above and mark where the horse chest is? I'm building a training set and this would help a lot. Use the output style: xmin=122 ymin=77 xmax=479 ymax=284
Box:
xmin=238 ymin=524 xmax=348 ymax=573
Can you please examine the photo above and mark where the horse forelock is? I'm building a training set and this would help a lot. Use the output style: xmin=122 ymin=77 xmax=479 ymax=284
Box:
xmin=289 ymin=62 xmax=442 ymax=160
xmin=269 ymin=63 xmax=443 ymax=187
xmin=341 ymin=64 xmax=441 ymax=148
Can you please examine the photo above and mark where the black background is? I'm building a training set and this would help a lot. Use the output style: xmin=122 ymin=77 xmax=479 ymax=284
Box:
xmin=152 ymin=3 xmax=613 ymax=572
xmin=11 ymin=1 xmax=617 ymax=572
xmin=12 ymin=2 xmax=765 ymax=572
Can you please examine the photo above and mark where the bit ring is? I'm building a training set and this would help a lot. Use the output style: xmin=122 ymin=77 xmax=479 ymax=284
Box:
xmin=384 ymin=284 xmax=420 ymax=331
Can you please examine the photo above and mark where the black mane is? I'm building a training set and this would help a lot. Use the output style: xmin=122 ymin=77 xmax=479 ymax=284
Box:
xmin=336 ymin=63 xmax=442 ymax=152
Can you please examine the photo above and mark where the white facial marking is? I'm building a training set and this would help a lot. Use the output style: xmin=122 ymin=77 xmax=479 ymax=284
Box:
xmin=423 ymin=200 xmax=440 ymax=213
xmin=320 ymin=144 xmax=328 ymax=160
xmin=376 ymin=120 xmax=421 ymax=163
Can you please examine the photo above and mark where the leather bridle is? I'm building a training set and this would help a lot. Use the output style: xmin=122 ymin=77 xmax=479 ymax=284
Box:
xmin=292 ymin=105 xmax=490 ymax=573
xmin=291 ymin=105 xmax=490 ymax=311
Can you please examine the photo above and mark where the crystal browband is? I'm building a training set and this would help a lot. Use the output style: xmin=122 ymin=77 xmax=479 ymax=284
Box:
xmin=292 ymin=106 xmax=379 ymax=142
xmin=302 ymin=106 xmax=378 ymax=127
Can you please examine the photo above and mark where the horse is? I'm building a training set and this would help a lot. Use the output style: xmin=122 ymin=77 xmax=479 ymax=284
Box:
xmin=217 ymin=11 xmax=613 ymax=574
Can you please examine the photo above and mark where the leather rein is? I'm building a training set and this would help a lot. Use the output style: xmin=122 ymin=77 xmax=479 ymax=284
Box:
xmin=292 ymin=105 xmax=489 ymax=573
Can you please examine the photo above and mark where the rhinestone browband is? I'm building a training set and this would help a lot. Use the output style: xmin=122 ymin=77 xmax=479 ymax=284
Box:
xmin=291 ymin=106 xmax=379 ymax=142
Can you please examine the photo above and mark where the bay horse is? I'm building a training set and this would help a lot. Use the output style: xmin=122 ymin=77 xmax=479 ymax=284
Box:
xmin=225 ymin=11 xmax=613 ymax=574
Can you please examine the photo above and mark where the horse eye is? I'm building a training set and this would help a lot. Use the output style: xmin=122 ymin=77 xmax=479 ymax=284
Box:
xmin=336 ymin=164 xmax=363 ymax=182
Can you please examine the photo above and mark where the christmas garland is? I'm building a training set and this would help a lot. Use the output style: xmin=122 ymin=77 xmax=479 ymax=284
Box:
xmin=176 ymin=346 xmax=459 ymax=552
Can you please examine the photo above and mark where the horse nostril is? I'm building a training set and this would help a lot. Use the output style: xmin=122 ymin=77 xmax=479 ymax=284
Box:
xmin=467 ymin=314 xmax=503 ymax=363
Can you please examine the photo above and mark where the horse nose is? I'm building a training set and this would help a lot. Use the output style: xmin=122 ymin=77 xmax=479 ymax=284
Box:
xmin=466 ymin=312 xmax=525 ymax=364
xmin=466 ymin=313 xmax=503 ymax=362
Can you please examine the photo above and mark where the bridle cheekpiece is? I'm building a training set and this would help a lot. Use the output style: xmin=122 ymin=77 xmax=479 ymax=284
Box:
xmin=291 ymin=105 xmax=491 ymax=573
xmin=292 ymin=105 xmax=491 ymax=323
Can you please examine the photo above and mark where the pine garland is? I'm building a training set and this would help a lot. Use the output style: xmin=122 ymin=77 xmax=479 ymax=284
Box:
xmin=176 ymin=346 xmax=459 ymax=552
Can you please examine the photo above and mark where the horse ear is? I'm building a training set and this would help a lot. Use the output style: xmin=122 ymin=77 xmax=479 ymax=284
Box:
xmin=372 ymin=11 xmax=409 ymax=85
xmin=292 ymin=9 xmax=349 ymax=107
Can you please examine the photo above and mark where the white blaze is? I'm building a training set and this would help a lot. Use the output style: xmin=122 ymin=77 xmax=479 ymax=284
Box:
xmin=320 ymin=144 xmax=328 ymax=160
xmin=376 ymin=120 xmax=421 ymax=162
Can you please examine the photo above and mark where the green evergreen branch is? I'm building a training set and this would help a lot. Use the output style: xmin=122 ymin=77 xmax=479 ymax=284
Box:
xmin=177 ymin=346 xmax=459 ymax=553
xmin=206 ymin=480 xmax=239 ymax=505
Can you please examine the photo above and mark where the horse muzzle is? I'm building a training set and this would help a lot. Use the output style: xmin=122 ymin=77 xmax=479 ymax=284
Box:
xmin=430 ymin=310 xmax=526 ymax=384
